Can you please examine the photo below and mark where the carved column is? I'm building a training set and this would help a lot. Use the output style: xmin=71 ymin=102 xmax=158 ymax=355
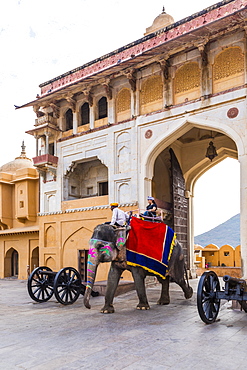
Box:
xmin=124 ymin=69 xmax=136 ymax=118
xmin=195 ymin=39 xmax=210 ymax=98
xmin=158 ymin=56 xmax=171 ymax=106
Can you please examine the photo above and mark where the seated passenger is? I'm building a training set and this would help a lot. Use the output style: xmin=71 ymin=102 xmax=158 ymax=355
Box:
xmin=143 ymin=196 xmax=157 ymax=217
xmin=107 ymin=203 xmax=129 ymax=227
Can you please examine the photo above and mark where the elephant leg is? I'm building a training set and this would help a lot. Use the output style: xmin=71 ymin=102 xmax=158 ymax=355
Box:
xmin=157 ymin=277 xmax=170 ymax=305
xmin=177 ymin=279 xmax=193 ymax=299
xmin=131 ymin=267 xmax=150 ymax=310
xmin=100 ymin=263 xmax=123 ymax=314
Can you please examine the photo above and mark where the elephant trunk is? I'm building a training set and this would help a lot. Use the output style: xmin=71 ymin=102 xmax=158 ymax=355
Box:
xmin=84 ymin=241 xmax=99 ymax=309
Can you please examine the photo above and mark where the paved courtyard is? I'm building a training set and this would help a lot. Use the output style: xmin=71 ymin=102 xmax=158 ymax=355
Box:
xmin=0 ymin=277 xmax=247 ymax=370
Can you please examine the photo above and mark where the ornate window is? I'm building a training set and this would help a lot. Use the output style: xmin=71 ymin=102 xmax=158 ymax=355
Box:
xmin=116 ymin=88 xmax=131 ymax=113
xmin=98 ymin=97 xmax=108 ymax=119
xmin=141 ymin=75 xmax=163 ymax=105
xmin=140 ymin=75 xmax=163 ymax=114
xmin=65 ymin=109 xmax=73 ymax=130
xmin=80 ymin=102 xmax=90 ymax=125
xmin=173 ymin=62 xmax=201 ymax=104
xmin=213 ymin=47 xmax=244 ymax=93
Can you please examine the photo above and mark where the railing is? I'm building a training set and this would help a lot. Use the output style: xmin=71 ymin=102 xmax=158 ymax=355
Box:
xmin=33 ymin=154 xmax=58 ymax=166
xmin=35 ymin=114 xmax=57 ymax=127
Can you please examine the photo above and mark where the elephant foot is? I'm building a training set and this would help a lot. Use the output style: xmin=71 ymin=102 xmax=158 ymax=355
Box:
xmin=157 ymin=298 xmax=170 ymax=305
xmin=136 ymin=303 xmax=150 ymax=310
xmin=100 ymin=304 xmax=115 ymax=314
xmin=184 ymin=286 xmax=193 ymax=299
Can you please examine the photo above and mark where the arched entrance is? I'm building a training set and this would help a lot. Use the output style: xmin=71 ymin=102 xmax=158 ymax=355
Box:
xmin=4 ymin=248 xmax=19 ymax=278
xmin=143 ymin=120 xmax=240 ymax=273
xmin=31 ymin=247 xmax=39 ymax=272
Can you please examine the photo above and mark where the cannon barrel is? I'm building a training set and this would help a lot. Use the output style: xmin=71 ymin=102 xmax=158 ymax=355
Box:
xmin=223 ymin=275 xmax=246 ymax=286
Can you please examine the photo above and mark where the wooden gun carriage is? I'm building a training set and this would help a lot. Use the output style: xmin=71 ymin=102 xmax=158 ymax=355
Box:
xmin=197 ymin=271 xmax=247 ymax=324
xmin=27 ymin=266 xmax=98 ymax=305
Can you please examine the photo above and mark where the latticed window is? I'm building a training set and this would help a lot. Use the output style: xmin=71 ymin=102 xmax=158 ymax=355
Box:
xmin=213 ymin=47 xmax=244 ymax=81
xmin=80 ymin=102 xmax=89 ymax=125
xmin=65 ymin=109 xmax=73 ymax=130
xmin=141 ymin=75 xmax=163 ymax=105
xmin=174 ymin=62 xmax=201 ymax=94
xmin=116 ymin=88 xmax=131 ymax=113
xmin=98 ymin=97 xmax=108 ymax=119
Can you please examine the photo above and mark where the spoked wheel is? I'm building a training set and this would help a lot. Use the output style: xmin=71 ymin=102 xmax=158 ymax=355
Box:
xmin=54 ymin=267 xmax=82 ymax=305
xmin=27 ymin=266 xmax=54 ymax=302
xmin=197 ymin=271 xmax=221 ymax=324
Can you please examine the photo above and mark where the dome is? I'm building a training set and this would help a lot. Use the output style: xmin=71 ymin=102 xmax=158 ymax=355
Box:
xmin=0 ymin=142 xmax=34 ymax=174
xmin=144 ymin=8 xmax=174 ymax=36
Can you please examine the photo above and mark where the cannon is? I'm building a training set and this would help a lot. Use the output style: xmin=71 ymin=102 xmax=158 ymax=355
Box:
xmin=197 ymin=271 xmax=247 ymax=324
xmin=27 ymin=266 xmax=98 ymax=305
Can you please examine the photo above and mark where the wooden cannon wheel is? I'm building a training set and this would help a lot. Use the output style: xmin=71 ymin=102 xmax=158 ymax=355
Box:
xmin=53 ymin=267 xmax=82 ymax=305
xmin=197 ymin=271 xmax=221 ymax=324
xmin=27 ymin=266 xmax=54 ymax=303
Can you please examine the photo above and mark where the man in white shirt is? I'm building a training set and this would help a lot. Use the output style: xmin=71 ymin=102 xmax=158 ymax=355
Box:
xmin=110 ymin=203 xmax=128 ymax=226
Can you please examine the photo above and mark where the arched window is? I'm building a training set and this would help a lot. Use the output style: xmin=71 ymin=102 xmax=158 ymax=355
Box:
xmin=65 ymin=109 xmax=73 ymax=130
xmin=80 ymin=102 xmax=90 ymax=125
xmin=98 ymin=97 xmax=108 ymax=119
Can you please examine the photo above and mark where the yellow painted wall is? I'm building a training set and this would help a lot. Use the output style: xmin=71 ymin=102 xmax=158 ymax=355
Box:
xmin=219 ymin=245 xmax=235 ymax=267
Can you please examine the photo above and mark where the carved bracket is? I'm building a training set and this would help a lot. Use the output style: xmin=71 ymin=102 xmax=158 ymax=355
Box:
xmin=124 ymin=69 xmax=136 ymax=92
xmin=102 ymin=79 xmax=113 ymax=100
xmin=158 ymin=57 xmax=170 ymax=80
xmin=194 ymin=38 xmax=209 ymax=67
xmin=66 ymin=96 xmax=76 ymax=113
xmin=49 ymin=102 xmax=60 ymax=118
xmin=83 ymin=89 xmax=93 ymax=107
xmin=33 ymin=105 xmax=45 ymax=118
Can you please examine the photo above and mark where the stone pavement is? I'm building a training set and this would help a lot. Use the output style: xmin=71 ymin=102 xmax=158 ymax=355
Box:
xmin=0 ymin=278 xmax=247 ymax=370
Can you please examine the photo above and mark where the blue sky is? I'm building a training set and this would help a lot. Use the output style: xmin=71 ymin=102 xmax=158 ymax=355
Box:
xmin=0 ymin=0 xmax=238 ymax=234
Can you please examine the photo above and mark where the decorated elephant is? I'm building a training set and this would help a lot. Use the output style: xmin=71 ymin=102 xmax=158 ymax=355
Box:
xmin=84 ymin=219 xmax=193 ymax=313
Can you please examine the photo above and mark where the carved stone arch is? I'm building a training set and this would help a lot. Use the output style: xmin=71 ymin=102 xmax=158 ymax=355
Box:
xmin=173 ymin=62 xmax=201 ymax=104
xmin=213 ymin=46 xmax=244 ymax=93
xmin=140 ymin=75 xmax=163 ymax=114
xmin=45 ymin=225 xmax=56 ymax=247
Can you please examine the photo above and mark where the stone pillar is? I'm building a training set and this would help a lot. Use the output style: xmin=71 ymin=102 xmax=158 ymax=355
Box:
xmin=45 ymin=133 xmax=49 ymax=154
xmin=73 ymin=112 xmax=77 ymax=135
xmin=108 ymin=99 xmax=114 ymax=124
xmin=89 ymin=105 xmax=95 ymax=130
xmin=131 ymin=90 xmax=135 ymax=118
xmin=239 ymin=154 xmax=247 ymax=278
xmin=35 ymin=136 xmax=39 ymax=156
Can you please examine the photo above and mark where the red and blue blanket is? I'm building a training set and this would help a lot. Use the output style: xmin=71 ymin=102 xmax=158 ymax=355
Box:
xmin=126 ymin=217 xmax=176 ymax=279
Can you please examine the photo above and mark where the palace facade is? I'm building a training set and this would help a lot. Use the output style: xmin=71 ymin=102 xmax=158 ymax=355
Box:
xmin=7 ymin=0 xmax=247 ymax=279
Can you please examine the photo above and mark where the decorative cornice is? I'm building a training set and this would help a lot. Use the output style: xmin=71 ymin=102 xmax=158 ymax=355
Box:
xmin=38 ymin=202 xmax=138 ymax=216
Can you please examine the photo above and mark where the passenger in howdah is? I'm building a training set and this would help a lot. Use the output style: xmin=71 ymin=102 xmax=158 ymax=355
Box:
xmin=143 ymin=196 xmax=157 ymax=217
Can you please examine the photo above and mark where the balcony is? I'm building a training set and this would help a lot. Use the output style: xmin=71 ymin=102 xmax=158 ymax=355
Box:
xmin=33 ymin=154 xmax=58 ymax=182
xmin=35 ymin=114 xmax=57 ymax=127
xmin=33 ymin=154 xmax=58 ymax=167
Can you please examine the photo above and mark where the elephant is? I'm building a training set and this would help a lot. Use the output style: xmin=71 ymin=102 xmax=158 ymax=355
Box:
xmin=83 ymin=223 xmax=193 ymax=313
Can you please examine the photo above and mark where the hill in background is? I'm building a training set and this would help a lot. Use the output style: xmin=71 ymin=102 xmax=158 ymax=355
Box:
xmin=194 ymin=213 xmax=240 ymax=248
